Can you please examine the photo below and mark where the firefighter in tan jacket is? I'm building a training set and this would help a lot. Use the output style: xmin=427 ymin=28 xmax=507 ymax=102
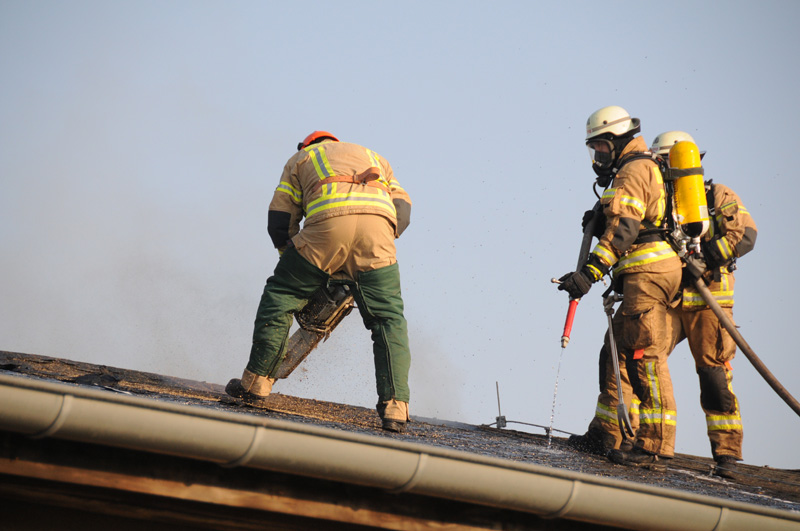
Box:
xmin=558 ymin=106 xmax=682 ymax=468
xmin=226 ymin=131 xmax=413 ymax=433
xmin=657 ymin=131 xmax=757 ymax=478
xmin=665 ymin=179 xmax=756 ymax=479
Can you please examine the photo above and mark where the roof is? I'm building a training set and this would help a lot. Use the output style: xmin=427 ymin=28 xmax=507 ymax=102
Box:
xmin=1 ymin=349 xmax=799 ymax=530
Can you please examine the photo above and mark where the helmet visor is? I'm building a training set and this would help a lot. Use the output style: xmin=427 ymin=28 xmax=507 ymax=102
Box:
xmin=587 ymin=139 xmax=614 ymax=169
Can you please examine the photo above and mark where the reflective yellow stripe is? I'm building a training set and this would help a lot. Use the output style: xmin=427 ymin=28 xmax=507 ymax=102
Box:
xmin=595 ymin=401 xmax=618 ymax=424
xmin=591 ymin=244 xmax=617 ymax=267
xmin=276 ymin=181 xmax=302 ymax=202
xmin=586 ymin=263 xmax=604 ymax=281
xmin=602 ymin=187 xmax=617 ymax=201
xmin=630 ymin=397 xmax=640 ymax=415
xmin=646 ymin=362 xmax=661 ymax=410
xmin=683 ymin=267 xmax=733 ymax=308
xmin=366 ymin=148 xmax=397 ymax=191
xmin=305 ymin=145 xmax=335 ymax=179
xmin=683 ymin=287 xmax=734 ymax=307
xmin=639 ymin=362 xmax=678 ymax=425
xmin=365 ymin=149 xmax=384 ymax=177
xmin=306 ymin=189 xmax=396 ymax=219
xmin=715 ymin=237 xmax=733 ymax=260
xmin=613 ymin=241 xmax=677 ymax=273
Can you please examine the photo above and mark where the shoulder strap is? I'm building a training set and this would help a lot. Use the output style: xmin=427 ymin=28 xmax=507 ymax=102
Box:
xmin=616 ymin=151 xmax=657 ymax=171
xmin=705 ymin=179 xmax=716 ymax=218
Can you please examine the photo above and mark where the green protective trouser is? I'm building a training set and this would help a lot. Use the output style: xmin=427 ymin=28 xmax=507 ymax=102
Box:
xmin=247 ymin=247 xmax=411 ymax=403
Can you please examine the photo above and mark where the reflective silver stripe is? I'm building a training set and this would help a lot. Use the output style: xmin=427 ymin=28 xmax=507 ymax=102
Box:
xmin=706 ymin=416 xmax=743 ymax=430
xmin=276 ymin=182 xmax=301 ymax=202
xmin=591 ymin=244 xmax=617 ymax=266
xmin=308 ymin=146 xmax=334 ymax=178
xmin=595 ymin=401 xmax=618 ymax=424
xmin=640 ymin=408 xmax=677 ymax=426
xmin=619 ymin=195 xmax=645 ymax=215
xmin=588 ymin=115 xmax=630 ymax=135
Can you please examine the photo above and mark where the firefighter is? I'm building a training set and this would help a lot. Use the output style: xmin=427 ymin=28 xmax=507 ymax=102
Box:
xmin=558 ymin=106 xmax=682 ymax=469
xmin=653 ymin=131 xmax=758 ymax=479
xmin=226 ymin=131 xmax=413 ymax=433
xmin=567 ymin=130 xmax=757 ymax=478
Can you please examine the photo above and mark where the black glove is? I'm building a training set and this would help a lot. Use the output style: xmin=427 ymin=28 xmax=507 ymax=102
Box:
xmin=683 ymin=252 xmax=707 ymax=279
xmin=557 ymin=268 xmax=595 ymax=299
xmin=702 ymin=239 xmax=731 ymax=269
xmin=581 ymin=209 xmax=606 ymax=239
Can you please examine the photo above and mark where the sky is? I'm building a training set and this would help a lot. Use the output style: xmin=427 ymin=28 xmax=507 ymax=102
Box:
xmin=2 ymin=1 xmax=799 ymax=469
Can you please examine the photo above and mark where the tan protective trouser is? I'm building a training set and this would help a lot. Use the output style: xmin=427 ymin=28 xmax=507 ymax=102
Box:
xmin=665 ymin=304 xmax=742 ymax=459
xmin=590 ymin=269 xmax=681 ymax=457
xmin=614 ymin=269 xmax=681 ymax=457
xmin=587 ymin=271 xmax=681 ymax=453
xmin=292 ymin=214 xmax=397 ymax=280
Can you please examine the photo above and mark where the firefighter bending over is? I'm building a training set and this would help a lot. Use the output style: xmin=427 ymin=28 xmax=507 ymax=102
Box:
xmin=226 ymin=131 xmax=413 ymax=433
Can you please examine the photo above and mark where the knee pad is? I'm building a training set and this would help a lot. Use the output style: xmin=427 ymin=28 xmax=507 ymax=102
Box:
xmin=625 ymin=356 xmax=646 ymax=401
xmin=698 ymin=366 xmax=736 ymax=413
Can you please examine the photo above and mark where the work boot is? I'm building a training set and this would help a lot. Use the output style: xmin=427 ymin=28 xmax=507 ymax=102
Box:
xmin=377 ymin=399 xmax=408 ymax=434
xmin=566 ymin=432 xmax=610 ymax=456
xmin=225 ymin=369 xmax=275 ymax=407
xmin=382 ymin=419 xmax=406 ymax=433
xmin=609 ymin=447 xmax=668 ymax=472
xmin=714 ymin=455 xmax=739 ymax=480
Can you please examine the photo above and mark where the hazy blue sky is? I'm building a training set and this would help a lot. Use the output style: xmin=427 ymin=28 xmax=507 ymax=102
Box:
xmin=2 ymin=1 xmax=799 ymax=469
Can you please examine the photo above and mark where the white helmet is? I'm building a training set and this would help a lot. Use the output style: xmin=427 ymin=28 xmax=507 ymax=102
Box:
xmin=650 ymin=131 xmax=696 ymax=156
xmin=585 ymin=105 xmax=641 ymax=141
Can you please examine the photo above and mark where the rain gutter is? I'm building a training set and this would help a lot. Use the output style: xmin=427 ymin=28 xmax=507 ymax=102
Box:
xmin=1 ymin=373 xmax=798 ymax=531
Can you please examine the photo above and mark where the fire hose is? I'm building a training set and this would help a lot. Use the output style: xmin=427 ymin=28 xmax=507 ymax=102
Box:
xmin=692 ymin=277 xmax=800 ymax=417
xmin=559 ymin=201 xmax=601 ymax=348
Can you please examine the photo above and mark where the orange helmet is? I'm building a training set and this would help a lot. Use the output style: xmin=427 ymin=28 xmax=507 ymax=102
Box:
xmin=297 ymin=130 xmax=339 ymax=151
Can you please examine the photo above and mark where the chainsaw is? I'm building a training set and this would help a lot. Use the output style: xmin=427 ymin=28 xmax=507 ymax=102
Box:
xmin=273 ymin=283 xmax=355 ymax=378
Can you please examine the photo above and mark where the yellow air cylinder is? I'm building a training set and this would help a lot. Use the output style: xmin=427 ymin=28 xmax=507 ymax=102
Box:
xmin=669 ymin=140 xmax=709 ymax=238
